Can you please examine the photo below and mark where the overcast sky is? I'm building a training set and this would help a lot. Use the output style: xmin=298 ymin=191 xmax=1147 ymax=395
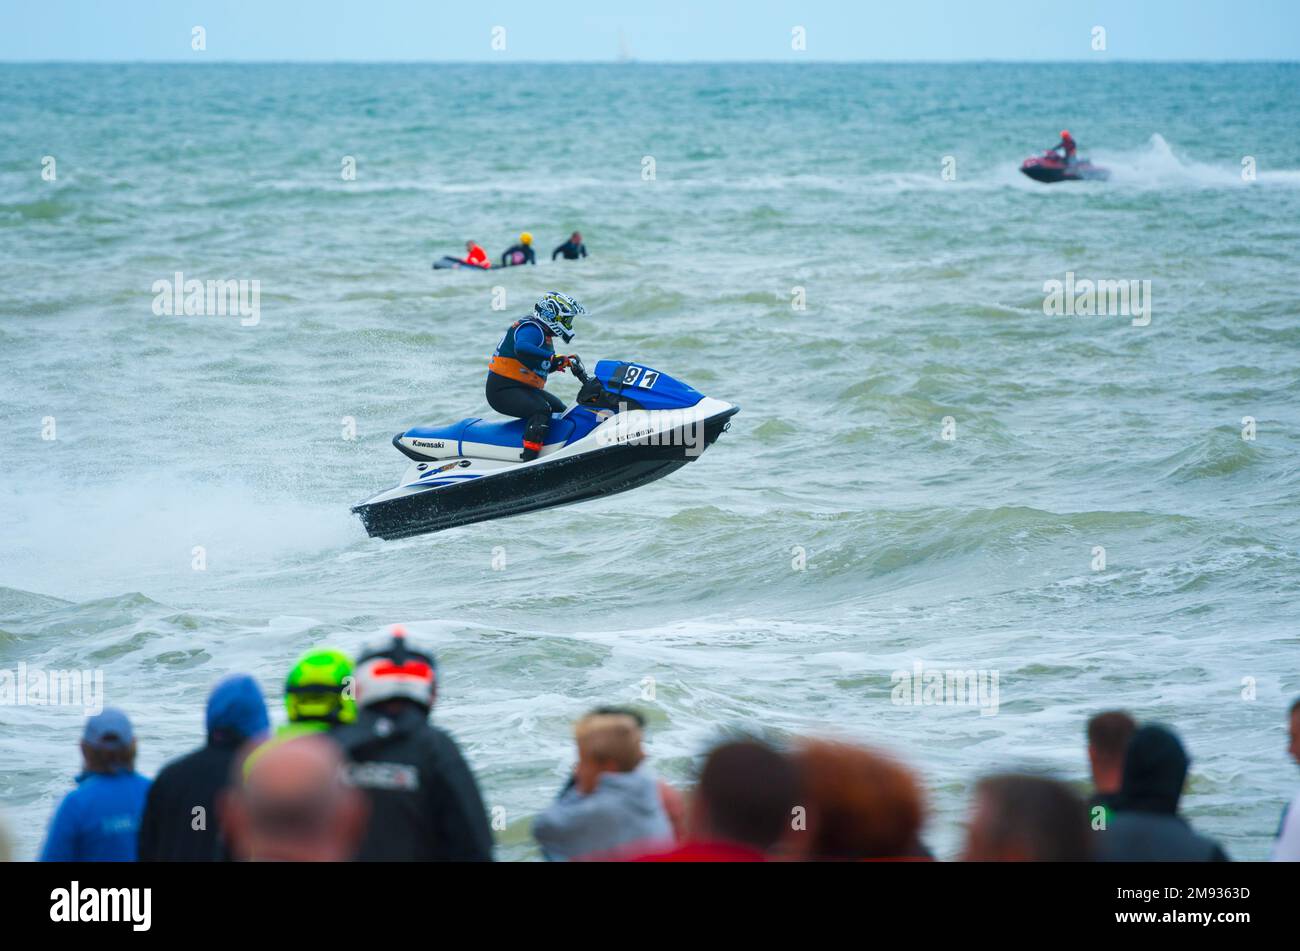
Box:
xmin=3 ymin=0 xmax=1298 ymax=62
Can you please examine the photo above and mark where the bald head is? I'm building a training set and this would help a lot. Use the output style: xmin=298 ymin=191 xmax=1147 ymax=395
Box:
xmin=223 ymin=734 xmax=367 ymax=862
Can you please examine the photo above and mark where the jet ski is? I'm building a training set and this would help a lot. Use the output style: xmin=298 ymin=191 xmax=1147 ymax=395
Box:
xmin=433 ymin=255 xmax=491 ymax=270
xmin=1019 ymin=151 xmax=1110 ymax=183
xmin=352 ymin=358 xmax=738 ymax=539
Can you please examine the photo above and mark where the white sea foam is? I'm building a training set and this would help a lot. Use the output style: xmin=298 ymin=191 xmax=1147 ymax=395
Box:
xmin=1095 ymin=133 xmax=1300 ymax=189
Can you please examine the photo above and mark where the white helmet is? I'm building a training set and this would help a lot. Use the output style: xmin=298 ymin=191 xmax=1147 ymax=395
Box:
xmin=353 ymin=628 xmax=438 ymax=710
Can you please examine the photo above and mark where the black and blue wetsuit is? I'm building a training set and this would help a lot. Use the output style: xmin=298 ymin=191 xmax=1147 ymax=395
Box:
xmin=500 ymin=243 xmax=536 ymax=267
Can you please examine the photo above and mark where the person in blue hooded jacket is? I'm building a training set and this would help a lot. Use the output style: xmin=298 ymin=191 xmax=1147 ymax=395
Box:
xmin=40 ymin=708 xmax=152 ymax=862
xmin=137 ymin=674 xmax=269 ymax=861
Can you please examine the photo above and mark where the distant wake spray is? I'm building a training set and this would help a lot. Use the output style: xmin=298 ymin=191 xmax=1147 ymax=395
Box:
xmin=1095 ymin=134 xmax=1300 ymax=189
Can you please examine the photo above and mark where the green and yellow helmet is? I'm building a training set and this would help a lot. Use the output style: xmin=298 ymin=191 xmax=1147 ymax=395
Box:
xmin=284 ymin=648 xmax=356 ymax=727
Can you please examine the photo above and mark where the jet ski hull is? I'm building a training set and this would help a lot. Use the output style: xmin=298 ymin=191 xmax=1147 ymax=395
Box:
xmin=353 ymin=405 xmax=737 ymax=540
xmin=1020 ymin=155 xmax=1109 ymax=183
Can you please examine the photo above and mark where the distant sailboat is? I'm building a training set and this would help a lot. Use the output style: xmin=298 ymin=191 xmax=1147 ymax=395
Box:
xmin=617 ymin=28 xmax=635 ymax=63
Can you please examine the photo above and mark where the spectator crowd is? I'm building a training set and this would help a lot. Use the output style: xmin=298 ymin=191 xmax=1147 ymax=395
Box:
xmin=19 ymin=628 xmax=1300 ymax=862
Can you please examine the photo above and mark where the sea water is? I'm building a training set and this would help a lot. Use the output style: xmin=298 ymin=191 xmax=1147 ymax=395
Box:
xmin=2 ymin=63 xmax=1298 ymax=860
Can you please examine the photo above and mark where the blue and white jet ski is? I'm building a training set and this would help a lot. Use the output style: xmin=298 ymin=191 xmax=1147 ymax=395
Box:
xmin=352 ymin=358 xmax=738 ymax=539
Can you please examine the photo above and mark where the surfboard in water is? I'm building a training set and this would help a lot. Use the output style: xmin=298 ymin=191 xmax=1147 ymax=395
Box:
xmin=433 ymin=256 xmax=491 ymax=270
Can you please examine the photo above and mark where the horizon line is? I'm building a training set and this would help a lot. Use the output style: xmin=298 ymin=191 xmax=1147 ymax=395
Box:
xmin=3 ymin=57 xmax=1298 ymax=66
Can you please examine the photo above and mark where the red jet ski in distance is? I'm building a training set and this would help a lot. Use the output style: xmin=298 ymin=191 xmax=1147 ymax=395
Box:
xmin=1020 ymin=151 xmax=1110 ymax=183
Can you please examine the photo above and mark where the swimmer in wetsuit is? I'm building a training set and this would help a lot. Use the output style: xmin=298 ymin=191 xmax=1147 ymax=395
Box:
xmin=500 ymin=232 xmax=536 ymax=267
xmin=552 ymin=231 xmax=588 ymax=261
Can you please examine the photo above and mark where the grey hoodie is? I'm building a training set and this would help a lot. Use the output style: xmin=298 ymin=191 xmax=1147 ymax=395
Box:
xmin=1095 ymin=724 xmax=1229 ymax=862
xmin=533 ymin=764 xmax=673 ymax=861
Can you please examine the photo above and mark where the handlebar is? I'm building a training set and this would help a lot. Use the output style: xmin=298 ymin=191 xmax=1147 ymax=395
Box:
xmin=567 ymin=355 xmax=588 ymax=383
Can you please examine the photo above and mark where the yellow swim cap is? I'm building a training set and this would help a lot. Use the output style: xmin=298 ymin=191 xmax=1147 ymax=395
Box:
xmin=520 ymin=232 xmax=533 ymax=245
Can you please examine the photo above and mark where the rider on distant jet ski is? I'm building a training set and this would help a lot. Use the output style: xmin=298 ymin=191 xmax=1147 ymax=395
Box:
xmin=1051 ymin=130 xmax=1078 ymax=165
xmin=486 ymin=291 xmax=585 ymax=461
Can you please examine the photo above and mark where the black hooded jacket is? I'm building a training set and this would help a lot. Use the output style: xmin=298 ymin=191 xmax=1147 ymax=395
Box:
xmin=1095 ymin=725 xmax=1229 ymax=862
xmin=138 ymin=675 xmax=269 ymax=861
xmin=334 ymin=701 xmax=493 ymax=861
xmin=137 ymin=736 xmax=244 ymax=861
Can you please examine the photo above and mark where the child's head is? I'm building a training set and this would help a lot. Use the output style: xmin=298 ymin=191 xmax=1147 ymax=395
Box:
xmin=573 ymin=712 xmax=643 ymax=793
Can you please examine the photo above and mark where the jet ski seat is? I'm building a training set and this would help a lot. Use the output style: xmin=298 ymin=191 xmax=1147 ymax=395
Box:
xmin=397 ymin=414 xmax=576 ymax=462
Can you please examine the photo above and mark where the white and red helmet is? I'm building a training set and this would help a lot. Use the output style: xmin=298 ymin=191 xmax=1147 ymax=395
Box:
xmin=354 ymin=627 xmax=438 ymax=710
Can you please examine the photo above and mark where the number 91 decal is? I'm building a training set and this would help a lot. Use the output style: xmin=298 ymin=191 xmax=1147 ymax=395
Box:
xmin=622 ymin=365 xmax=659 ymax=389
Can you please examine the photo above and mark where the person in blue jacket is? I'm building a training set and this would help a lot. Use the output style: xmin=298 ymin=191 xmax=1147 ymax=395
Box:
xmin=486 ymin=291 xmax=586 ymax=460
xmin=40 ymin=708 xmax=151 ymax=862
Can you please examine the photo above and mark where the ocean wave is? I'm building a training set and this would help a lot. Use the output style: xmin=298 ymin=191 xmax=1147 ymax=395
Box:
xmin=0 ymin=197 xmax=71 ymax=223
xmin=1155 ymin=428 xmax=1260 ymax=482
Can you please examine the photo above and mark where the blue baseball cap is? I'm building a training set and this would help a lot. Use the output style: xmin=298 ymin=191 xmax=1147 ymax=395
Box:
xmin=82 ymin=708 xmax=134 ymax=749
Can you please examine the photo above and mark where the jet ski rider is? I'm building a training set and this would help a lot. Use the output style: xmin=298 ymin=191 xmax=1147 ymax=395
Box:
xmin=486 ymin=291 xmax=585 ymax=461
xmin=1052 ymin=130 xmax=1077 ymax=165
